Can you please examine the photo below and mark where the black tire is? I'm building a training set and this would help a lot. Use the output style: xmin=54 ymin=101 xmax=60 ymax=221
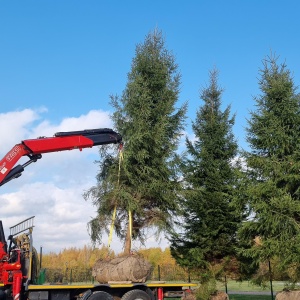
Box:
xmin=121 ymin=290 xmax=151 ymax=300
xmin=88 ymin=291 xmax=114 ymax=300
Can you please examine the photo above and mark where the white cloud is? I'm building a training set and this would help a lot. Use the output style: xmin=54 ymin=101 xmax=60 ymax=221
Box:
xmin=0 ymin=109 xmax=42 ymax=152
xmin=32 ymin=110 xmax=113 ymax=138
xmin=0 ymin=108 xmax=120 ymax=253
xmin=0 ymin=108 xmax=170 ymax=254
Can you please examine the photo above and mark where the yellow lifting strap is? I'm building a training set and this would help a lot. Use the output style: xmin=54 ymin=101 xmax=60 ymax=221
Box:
xmin=108 ymin=143 xmax=123 ymax=249
xmin=128 ymin=209 xmax=132 ymax=246
xmin=108 ymin=206 xmax=117 ymax=248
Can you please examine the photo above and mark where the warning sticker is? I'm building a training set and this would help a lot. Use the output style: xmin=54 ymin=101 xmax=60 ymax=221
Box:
xmin=0 ymin=167 xmax=8 ymax=174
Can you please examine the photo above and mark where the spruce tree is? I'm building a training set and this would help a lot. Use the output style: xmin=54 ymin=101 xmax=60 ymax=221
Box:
xmin=170 ymin=69 xmax=241 ymax=279
xmin=84 ymin=29 xmax=187 ymax=254
xmin=239 ymin=54 xmax=300 ymax=281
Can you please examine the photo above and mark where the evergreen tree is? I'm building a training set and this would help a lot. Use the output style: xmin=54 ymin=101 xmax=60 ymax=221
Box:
xmin=170 ymin=69 xmax=241 ymax=279
xmin=239 ymin=54 xmax=300 ymax=281
xmin=84 ymin=29 xmax=187 ymax=254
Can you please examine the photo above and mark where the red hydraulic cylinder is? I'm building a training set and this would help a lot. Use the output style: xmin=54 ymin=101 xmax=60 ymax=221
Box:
xmin=12 ymin=272 xmax=22 ymax=300
xmin=157 ymin=287 xmax=164 ymax=300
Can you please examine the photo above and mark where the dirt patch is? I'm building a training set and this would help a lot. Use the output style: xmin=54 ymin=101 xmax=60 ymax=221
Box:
xmin=184 ymin=290 xmax=228 ymax=300
xmin=184 ymin=293 xmax=196 ymax=300
xmin=276 ymin=290 xmax=300 ymax=300
xmin=210 ymin=291 xmax=229 ymax=300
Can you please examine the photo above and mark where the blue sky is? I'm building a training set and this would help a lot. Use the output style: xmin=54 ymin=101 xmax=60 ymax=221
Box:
xmin=1 ymin=1 xmax=300 ymax=253
xmin=2 ymin=1 xmax=300 ymax=147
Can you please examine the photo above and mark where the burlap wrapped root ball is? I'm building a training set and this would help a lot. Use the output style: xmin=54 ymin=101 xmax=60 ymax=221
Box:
xmin=92 ymin=255 xmax=153 ymax=283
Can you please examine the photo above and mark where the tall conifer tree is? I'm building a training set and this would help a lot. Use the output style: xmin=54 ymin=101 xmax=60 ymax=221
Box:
xmin=84 ymin=29 xmax=187 ymax=254
xmin=239 ymin=55 xmax=300 ymax=280
xmin=170 ymin=69 xmax=241 ymax=277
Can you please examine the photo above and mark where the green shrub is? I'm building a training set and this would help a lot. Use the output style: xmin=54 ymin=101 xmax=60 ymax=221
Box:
xmin=195 ymin=278 xmax=217 ymax=300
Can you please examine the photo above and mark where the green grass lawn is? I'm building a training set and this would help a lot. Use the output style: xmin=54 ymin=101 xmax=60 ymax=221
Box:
xmin=215 ymin=280 xmax=284 ymax=299
xmin=217 ymin=280 xmax=287 ymax=293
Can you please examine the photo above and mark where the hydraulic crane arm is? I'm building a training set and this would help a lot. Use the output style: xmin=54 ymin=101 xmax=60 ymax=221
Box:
xmin=0 ymin=128 xmax=122 ymax=186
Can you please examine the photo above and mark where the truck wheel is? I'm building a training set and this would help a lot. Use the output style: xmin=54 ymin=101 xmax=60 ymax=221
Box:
xmin=88 ymin=291 xmax=114 ymax=300
xmin=121 ymin=290 xmax=151 ymax=300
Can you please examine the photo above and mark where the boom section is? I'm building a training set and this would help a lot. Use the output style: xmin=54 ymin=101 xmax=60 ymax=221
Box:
xmin=0 ymin=128 xmax=122 ymax=186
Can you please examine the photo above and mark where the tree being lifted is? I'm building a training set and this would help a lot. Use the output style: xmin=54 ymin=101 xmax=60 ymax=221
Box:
xmin=84 ymin=29 xmax=186 ymax=282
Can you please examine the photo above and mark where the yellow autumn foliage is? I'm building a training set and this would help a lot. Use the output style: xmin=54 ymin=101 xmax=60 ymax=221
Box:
xmin=41 ymin=245 xmax=115 ymax=270
xmin=41 ymin=246 xmax=175 ymax=271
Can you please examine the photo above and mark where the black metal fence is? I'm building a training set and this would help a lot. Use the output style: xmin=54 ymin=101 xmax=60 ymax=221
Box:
xmin=41 ymin=267 xmax=93 ymax=284
xmin=42 ymin=264 xmax=196 ymax=284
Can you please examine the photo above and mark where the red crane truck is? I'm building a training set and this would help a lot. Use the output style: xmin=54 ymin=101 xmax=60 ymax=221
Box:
xmin=0 ymin=128 xmax=196 ymax=300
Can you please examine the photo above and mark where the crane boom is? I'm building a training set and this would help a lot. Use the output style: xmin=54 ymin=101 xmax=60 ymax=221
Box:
xmin=0 ymin=128 xmax=122 ymax=186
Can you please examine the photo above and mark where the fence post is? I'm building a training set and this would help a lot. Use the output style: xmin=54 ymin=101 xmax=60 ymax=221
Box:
xmin=39 ymin=246 xmax=43 ymax=269
xmin=269 ymin=260 xmax=274 ymax=300
xmin=70 ymin=269 xmax=72 ymax=284
xmin=158 ymin=265 xmax=161 ymax=281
